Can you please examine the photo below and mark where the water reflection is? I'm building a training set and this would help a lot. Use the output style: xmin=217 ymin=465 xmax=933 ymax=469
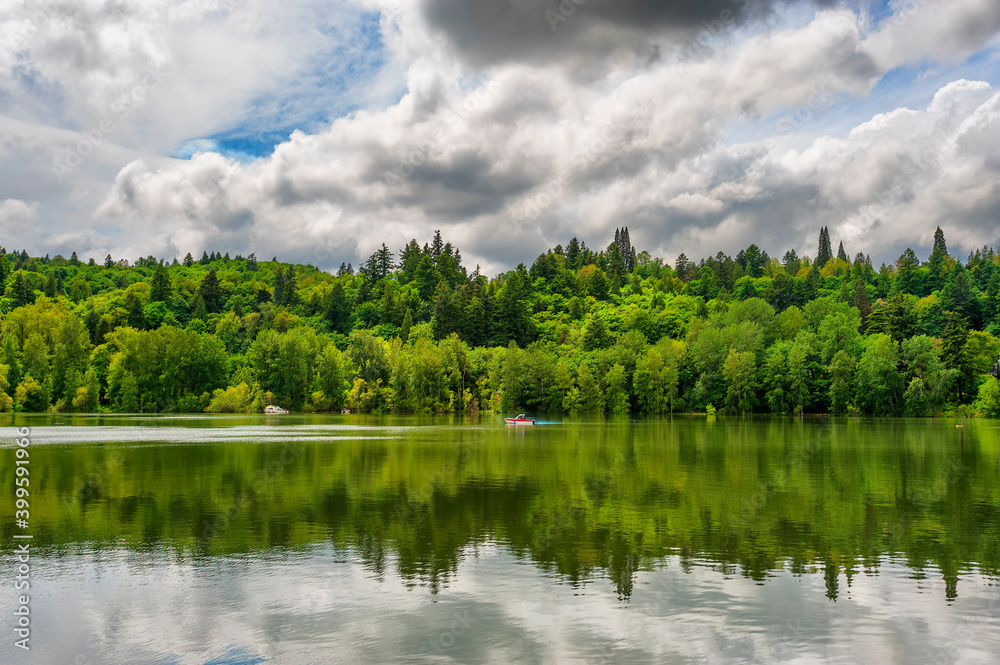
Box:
xmin=2 ymin=416 xmax=999 ymax=663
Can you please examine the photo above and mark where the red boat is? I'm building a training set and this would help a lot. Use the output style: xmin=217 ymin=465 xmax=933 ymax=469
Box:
xmin=504 ymin=414 xmax=535 ymax=426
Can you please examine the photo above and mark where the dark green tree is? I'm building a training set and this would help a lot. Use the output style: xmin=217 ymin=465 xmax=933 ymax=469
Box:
xmin=198 ymin=269 xmax=223 ymax=312
xmin=927 ymin=226 xmax=948 ymax=292
xmin=11 ymin=272 xmax=35 ymax=307
xmin=896 ymin=248 xmax=920 ymax=294
xmin=837 ymin=241 xmax=849 ymax=264
xmin=150 ymin=265 xmax=171 ymax=302
xmin=816 ymin=227 xmax=833 ymax=269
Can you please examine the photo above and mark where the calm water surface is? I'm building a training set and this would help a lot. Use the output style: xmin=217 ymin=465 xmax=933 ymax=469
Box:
xmin=1 ymin=415 xmax=999 ymax=664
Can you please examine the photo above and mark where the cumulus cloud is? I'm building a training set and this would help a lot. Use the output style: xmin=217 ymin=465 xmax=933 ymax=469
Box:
xmin=0 ymin=198 xmax=39 ymax=246
xmin=3 ymin=0 xmax=1000 ymax=271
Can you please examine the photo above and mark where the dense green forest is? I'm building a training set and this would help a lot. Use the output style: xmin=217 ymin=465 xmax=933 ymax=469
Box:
xmin=2 ymin=226 xmax=1000 ymax=416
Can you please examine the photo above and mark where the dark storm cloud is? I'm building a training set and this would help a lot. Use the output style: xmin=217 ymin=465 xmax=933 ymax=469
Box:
xmin=420 ymin=0 xmax=840 ymax=67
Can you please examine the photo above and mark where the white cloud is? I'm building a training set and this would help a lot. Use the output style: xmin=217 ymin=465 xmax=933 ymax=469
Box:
xmin=0 ymin=198 xmax=39 ymax=240
xmin=2 ymin=0 xmax=1000 ymax=271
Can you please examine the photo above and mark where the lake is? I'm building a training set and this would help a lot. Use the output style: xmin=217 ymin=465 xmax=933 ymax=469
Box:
xmin=1 ymin=415 xmax=999 ymax=664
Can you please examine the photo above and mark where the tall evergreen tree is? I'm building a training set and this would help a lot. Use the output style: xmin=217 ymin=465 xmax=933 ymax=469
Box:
xmin=675 ymin=253 xmax=693 ymax=282
xmin=566 ymin=237 xmax=582 ymax=271
xmin=150 ymin=265 xmax=171 ymax=302
xmin=398 ymin=239 xmax=422 ymax=283
xmin=837 ymin=241 xmax=849 ymax=264
xmin=430 ymin=230 xmax=445 ymax=259
xmin=816 ymin=227 xmax=833 ymax=269
xmin=782 ymin=249 xmax=801 ymax=276
xmin=12 ymin=272 xmax=34 ymax=307
xmin=198 ymin=269 xmax=223 ymax=312
xmin=927 ymin=226 xmax=949 ymax=292
xmin=896 ymin=248 xmax=920 ymax=294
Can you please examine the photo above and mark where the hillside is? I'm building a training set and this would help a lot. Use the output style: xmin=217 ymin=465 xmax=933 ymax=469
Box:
xmin=2 ymin=226 xmax=999 ymax=416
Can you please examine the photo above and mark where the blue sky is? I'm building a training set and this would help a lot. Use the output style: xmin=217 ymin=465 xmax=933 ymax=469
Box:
xmin=175 ymin=10 xmax=395 ymax=162
xmin=2 ymin=0 xmax=1000 ymax=272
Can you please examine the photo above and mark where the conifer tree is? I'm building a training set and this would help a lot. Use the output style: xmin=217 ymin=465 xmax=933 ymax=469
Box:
xmin=198 ymin=269 xmax=223 ymax=312
xmin=927 ymin=226 xmax=949 ymax=292
xmin=150 ymin=265 xmax=171 ymax=302
xmin=816 ymin=227 xmax=833 ymax=269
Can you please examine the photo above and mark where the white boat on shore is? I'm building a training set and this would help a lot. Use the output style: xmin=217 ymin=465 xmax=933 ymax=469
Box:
xmin=264 ymin=405 xmax=289 ymax=415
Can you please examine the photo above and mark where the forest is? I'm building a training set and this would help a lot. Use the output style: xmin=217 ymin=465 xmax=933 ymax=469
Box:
xmin=2 ymin=225 xmax=1000 ymax=417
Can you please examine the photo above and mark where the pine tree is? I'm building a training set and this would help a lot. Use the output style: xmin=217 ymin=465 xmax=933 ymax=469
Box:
xmin=566 ymin=237 xmax=581 ymax=271
xmin=896 ymin=248 xmax=919 ymax=293
xmin=247 ymin=253 xmax=258 ymax=271
xmin=675 ymin=253 xmax=692 ymax=282
xmin=782 ymin=249 xmax=801 ymax=276
xmin=104 ymin=254 xmax=114 ymax=268
xmin=150 ymin=265 xmax=171 ymax=302
xmin=198 ymin=269 xmax=223 ymax=312
xmin=927 ymin=226 xmax=949 ymax=292
xmin=183 ymin=252 xmax=194 ymax=267
xmin=816 ymin=227 xmax=833 ymax=269
xmin=398 ymin=240 xmax=422 ymax=283
xmin=430 ymin=230 xmax=445 ymax=259
xmin=837 ymin=241 xmax=849 ymax=264
xmin=12 ymin=272 xmax=34 ymax=307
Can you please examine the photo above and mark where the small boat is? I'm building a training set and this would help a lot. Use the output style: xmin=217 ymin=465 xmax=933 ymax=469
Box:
xmin=504 ymin=414 xmax=535 ymax=426
xmin=264 ymin=405 xmax=289 ymax=415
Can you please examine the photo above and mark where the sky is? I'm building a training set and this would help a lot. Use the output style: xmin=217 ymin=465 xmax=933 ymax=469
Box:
xmin=1 ymin=0 xmax=999 ymax=275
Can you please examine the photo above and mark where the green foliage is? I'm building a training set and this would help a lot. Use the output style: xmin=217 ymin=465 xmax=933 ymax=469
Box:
xmin=1 ymin=227 xmax=998 ymax=415
xmin=206 ymin=383 xmax=256 ymax=413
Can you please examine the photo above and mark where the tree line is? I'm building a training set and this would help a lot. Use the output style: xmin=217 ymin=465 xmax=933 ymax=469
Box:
xmin=2 ymin=226 xmax=1000 ymax=416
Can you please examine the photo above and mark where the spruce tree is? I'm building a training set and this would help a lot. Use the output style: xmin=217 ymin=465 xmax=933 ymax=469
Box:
xmin=183 ymin=252 xmax=194 ymax=267
xmin=566 ymin=237 xmax=581 ymax=271
xmin=837 ymin=241 xmax=849 ymax=264
xmin=927 ymin=226 xmax=948 ymax=292
xmin=816 ymin=227 xmax=833 ymax=269
xmin=150 ymin=265 xmax=171 ymax=302
xmin=12 ymin=272 xmax=34 ymax=307
xmin=198 ymin=269 xmax=223 ymax=312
